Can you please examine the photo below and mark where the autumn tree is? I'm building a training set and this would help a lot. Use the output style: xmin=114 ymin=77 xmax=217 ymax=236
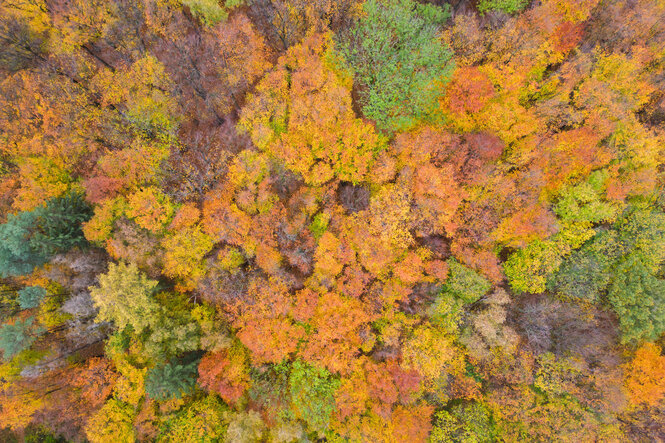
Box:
xmin=461 ymin=289 xmax=520 ymax=360
xmin=486 ymin=382 xmax=622 ymax=441
xmin=91 ymin=55 xmax=180 ymax=141
xmin=239 ymin=33 xmax=385 ymax=185
xmin=202 ymin=186 xmax=252 ymax=247
xmin=89 ymin=142 xmax=170 ymax=202
xmin=301 ymin=291 xmax=372 ymax=374
xmin=252 ymin=0 xmax=361 ymax=49
xmin=441 ymin=68 xmax=496 ymax=132
xmin=161 ymin=224 xmax=214 ymax=289
xmin=431 ymin=402 xmax=495 ymax=443
xmin=225 ymin=410 xmax=267 ymax=443
xmin=125 ymin=187 xmax=174 ymax=233
xmin=84 ymin=398 xmax=136 ymax=443
xmin=192 ymin=304 xmax=232 ymax=353
xmin=401 ymin=323 xmax=458 ymax=382
xmin=0 ymin=1 xmax=49 ymax=72
xmin=202 ymin=14 xmax=272 ymax=115
xmin=89 ymin=261 xmax=159 ymax=333
xmin=238 ymin=316 xmax=305 ymax=365
xmin=197 ymin=347 xmax=250 ymax=404
xmin=0 ymin=389 xmax=43 ymax=434
xmin=624 ymin=342 xmax=665 ymax=407
xmin=391 ymin=403 xmax=435 ymax=442
xmin=1 ymin=0 xmax=664 ymax=439
xmin=105 ymin=218 xmax=165 ymax=278
xmin=158 ymin=395 xmax=229 ymax=442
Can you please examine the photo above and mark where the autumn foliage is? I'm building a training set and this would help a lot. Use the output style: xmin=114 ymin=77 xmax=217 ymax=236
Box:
xmin=0 ymin=0 xmax=664 ymax=441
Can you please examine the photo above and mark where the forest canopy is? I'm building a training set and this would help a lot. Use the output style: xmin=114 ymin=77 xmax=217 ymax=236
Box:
xmin=0 ymin=0 xmax=664 ymax=441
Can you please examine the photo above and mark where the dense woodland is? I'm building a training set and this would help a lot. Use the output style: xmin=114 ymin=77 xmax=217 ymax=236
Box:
xmin=0 ymin=0 xmax=664 ymax=441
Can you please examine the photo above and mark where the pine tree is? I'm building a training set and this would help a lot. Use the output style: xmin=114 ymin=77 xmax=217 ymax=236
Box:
xmin=0 ymin=192 xmax=92 ymax=277
xmin=0 ymin=317 xmax=42 ymax=360
xmin=0 ymin=210 xmax=46 ymax=277
xmin=145 ymin=360 xmax=198 ymax=400
xmin=17 ymin=286 xmax=46 ymax=310
xmin=29 ymin=191 xmax=93 ymax=257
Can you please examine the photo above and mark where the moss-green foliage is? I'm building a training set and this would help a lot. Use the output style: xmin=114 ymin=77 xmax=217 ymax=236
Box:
xmin=24 ymin=425 xmax=67 ymax=443
xmin=17 ymin=286 xmax=46 ymax=310
xmin=183 ymin=0 xmax=227 ymax=26
xmin=554 ymin=171 xmax=620 ymax=226
xmin=185 ymin=0 xmax=247 ymax=27
xmin=431 ymin=402 xmax=495 ymax=443
xmin=477 ymin=0 xmax=530 ymax=15
xmin=105 ymin=328 xmax=133 ymax=360
xmin=159 ymin=395 xmax=229 ymax=442
xmin=0 ymin=348 xmax=48 ymax=384
xmin=248 ymin=364 xmax=291 ymax=424
xmin=505 ymin=224 xmax=595 ymax=294
xmin=547 ymin=205 xmax=665 ymax=343
xmin=96 ymin=278 xmax=200 ymax=366
xmin=218 ymin=247 xmax=246 ymax=272
xmin=511 ymin=189 xmax=665 ymax=296
xmin=442 ymin=259 xmax=491 ymax=304
xmin=308 ymin=213 xmax=330 ymax=240
xmin=287 ymin=361 xmax=339 ymax=435
xmin=145 ymin=360 xmax=198 ymax=400
xmin=142 ymin=292 xmax=201 ymax=361
xmin=0 ymin=192 xmax=92 ymax=277
xmin=428 ymin=292 xmax=465 ymax=336
xmin=335 ymin=0 xmax=454 ymax=132
xmin=615 ymin=206 xmax=665 ymax=267
xmin=607 ymin=254 xmax=665 ymax=344
xmin=547 ymin=230 xmax=622 ymax=303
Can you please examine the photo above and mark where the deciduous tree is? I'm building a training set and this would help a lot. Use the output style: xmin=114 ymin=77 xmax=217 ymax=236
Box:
xmin=84 ymin=399 xmax=135 ymax=443
xmin=197 ymin=347 xmax=250 ymax=404
xmin=335 ymin=0 xmax=454 ymax=131
xmin=624 ymin=342 xmax=665 ymax=407
xmin=89 ymin=261 xmax=159 ymax=333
